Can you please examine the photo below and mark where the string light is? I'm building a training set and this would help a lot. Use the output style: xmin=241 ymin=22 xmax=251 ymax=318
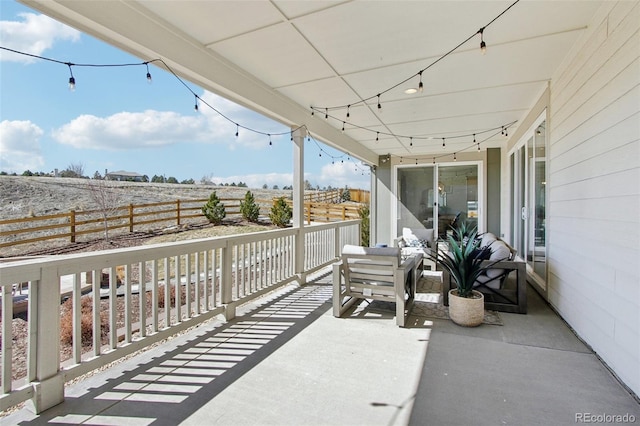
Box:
xmin=410 ymin=137 xmax=413 ymax=147
xmin=145 ymin=62 xmax=152 ymax=83
xmin=377 ymin=94 xmax=382 ymax=112
xmin=442 ymin=138 xmax=446 ymax=149
xmin=325 ymin=108 xmax=329 ymax=120
xmin=454 ymin=152 xmax=457 ymax=161
xmin=479 ymin=27 xmax=487 ymax=55
xmin=346 ymin=105 xmax=350 ymax=121
xmin=236 ymin=124 xmax=239 ymax=137
xmin=341 ymin=122 xmax=345 ymax=133
xmin=194 ymin=94 xmax=199 ymax=111
xmin=418 ymin=71 xmax=424 ymax=93
xmin=67 ymin=63 xmax=75 ymax=91
xmin=268 ymin=134 xmax=272 ymax=146
xmin=376 ymin=132 xmax=379 ymax=143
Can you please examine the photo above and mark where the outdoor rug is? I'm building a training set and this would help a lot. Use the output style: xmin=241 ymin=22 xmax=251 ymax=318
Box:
xmin=367 ymin=271 xmax=503 ymax=326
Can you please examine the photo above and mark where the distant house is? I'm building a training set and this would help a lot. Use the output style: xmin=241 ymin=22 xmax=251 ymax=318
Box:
xmin=105 ymin=170 xmax=145 ymax=182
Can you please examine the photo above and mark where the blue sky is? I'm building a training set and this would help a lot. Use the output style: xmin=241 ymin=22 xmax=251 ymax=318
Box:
xmin=0 ymin=1 xmax=370 ymax=189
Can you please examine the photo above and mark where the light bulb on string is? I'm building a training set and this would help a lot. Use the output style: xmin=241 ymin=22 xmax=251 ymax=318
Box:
xmin=311 ymin=108 xmax=314 ymax=116
xmin=268 ymin=134 xmax=272 ymax=146
xmin=442 ymin=138 xmax=446 ymax=149
xmin=341 ymin=122 xmax=345 ymax=133
xmin=346 ymin=105 xmax=350 ymax=121
xmin=194 ymin=95 xmax=199 ymax=112
xmin=418 ymin=71 xmax=424 ymax=93
xmin=376 ymin=132 xmax=379 ymax=143
xmin=145 ymin=63 xmax=152 ymax=83
xmin=325 ymin=108 xmax=328 ymax=120
xmin=377 ymin=94 xmax=382 ymax=112
xmin=479 ymin=27 xmax=487 ymax=55
xmin=504 ymin=127 xmax=508 ymax=138
xmin=235 ymin=124 xmax=239 ymax=138
xmin=67 ymin=63 xmax=75 ymax=91
xmin=433 ymin=157 xmax=436 ymax=165
xmin=409 ymin=137 xmax=413 ymax=147
xmin=400 ymin=157 xmax=403 ymax=163
xmin=454 ymin=152 xmax=457 ymax=161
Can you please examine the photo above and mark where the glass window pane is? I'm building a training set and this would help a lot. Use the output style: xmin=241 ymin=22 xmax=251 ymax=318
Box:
xmin=397 ymin=167 xmax=435 ymax=236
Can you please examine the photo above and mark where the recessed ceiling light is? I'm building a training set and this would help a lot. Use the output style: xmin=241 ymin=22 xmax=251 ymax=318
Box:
xmin=404 ymin=88 xmax=418 ymax=95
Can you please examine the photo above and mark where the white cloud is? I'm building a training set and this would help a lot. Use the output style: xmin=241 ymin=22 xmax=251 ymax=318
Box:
xmin=0 ymin=13 xmax=80 ymax=63
xmin=208 ymin=173 xmax=293 ymax=189
xmin=52 ymin=110 xmax=211 ymax=150
xmin=316 ymin=161 xmax=371 ymax=189
xmin=0 ymin=120 xmax=45 ymax=172
xmin=51 ymin=90 xmax=290 ymax=151
xmin=199 ymin=91 xmax=290 ymax=149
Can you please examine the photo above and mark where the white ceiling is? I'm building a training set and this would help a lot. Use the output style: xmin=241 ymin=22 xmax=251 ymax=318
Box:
xmin=21 ymin=0 xmax=603 ymax=165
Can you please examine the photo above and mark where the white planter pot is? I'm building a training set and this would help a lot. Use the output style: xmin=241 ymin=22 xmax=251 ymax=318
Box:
xmin=448 ymin=289 xmax=484 ymax=327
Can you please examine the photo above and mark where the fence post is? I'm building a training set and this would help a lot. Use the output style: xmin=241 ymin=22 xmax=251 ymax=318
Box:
xmin=306 ymin=203 xmax=311 ymax=224
xmin=69 ymin=210 xmax=76 ymax=243
xmin=342 ymin=205 xmax=346 ymax=220
xmin=176 ymin=199 xmax=181 ymax=226
xmin=129 ymin=204 xmax=134 ymax=232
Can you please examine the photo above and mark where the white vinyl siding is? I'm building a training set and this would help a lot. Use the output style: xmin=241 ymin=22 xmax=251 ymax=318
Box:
xmin=548 ymin=1 xmax=639 ymax=395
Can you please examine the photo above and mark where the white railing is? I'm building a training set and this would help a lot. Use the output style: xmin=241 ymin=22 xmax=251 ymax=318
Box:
xmin=0 ymin=220 xmax=360 ymax=413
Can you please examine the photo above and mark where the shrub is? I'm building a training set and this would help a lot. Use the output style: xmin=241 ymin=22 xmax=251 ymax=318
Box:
xmin=202 ymin=191 xmax=226 ymax=225
xmin=358 ymin=204 xmax=370 ymax=247
xmin=240 ymin=191 xmax=260 ymax=223
xmin=269 ymin=197 xmax=292 ymax=227
xmin=60 ymin=296 xmax=109 ymax=346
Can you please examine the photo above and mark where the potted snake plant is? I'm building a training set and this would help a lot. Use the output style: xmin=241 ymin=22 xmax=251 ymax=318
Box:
xmin=428 ymin=222 xmax=497 ymax=327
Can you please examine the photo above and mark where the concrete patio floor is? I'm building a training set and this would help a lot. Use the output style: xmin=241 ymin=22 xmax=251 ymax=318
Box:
xmin=3 ymin=270 xmax=639 ymax=426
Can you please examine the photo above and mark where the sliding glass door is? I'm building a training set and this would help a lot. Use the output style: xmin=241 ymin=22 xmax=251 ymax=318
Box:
xmin=510 ymin=116 xmax=547 ymax=291
xmin=396 ymin=163 xmax=480 ymax=240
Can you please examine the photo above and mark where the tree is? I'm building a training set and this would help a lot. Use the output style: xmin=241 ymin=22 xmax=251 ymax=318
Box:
xmin=269 ymin=197 xmax=292 ymax=227
xmin=62 ymin=162 xmax=85 ymax=178
xmin=93 ymin=170 xmax=103 ymax=180
xmin=304 ymin=179 xmax=313 ymax=190
xmin=272 ymin=184 xmax=279 ymax=190
xmin=22 ymin=170 xmax=33 ymax=176
xmin=166 ymin=176 xmax=178 ymax=184
xmin=181 ymin=178 xmax=195 ymax=185
xmin=240 ymin=191 xmax=260 ymax=223
xmin=87 ymin=179 xmax=122 ymax=242
xmin=202 ymin=191 xmax=226 ymax=225
xmin=358 ymin=204 xmax=370 ymax=247
xmin=262 ymin=184 xmax=268 ymax=189
xmin=341 ymin=187 xmax=351 ymax=202
xmin=151 ymin=175 xmax=165 ymax=183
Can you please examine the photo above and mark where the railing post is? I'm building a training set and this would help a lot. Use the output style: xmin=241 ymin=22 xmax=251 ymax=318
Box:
xmin=176 ymin=199 xmax=181 ymax=226
xmin=335 ymin=225 xmax=341 ymax=259
xmin=221 ymin=241 xmax=234 ymax=320
xmin=69 ymin=210 xmax=76 ymax=243
xmin=28 ymin=266 xmax=64 ymax=414
xmin=129 ymin=204 xmax=134 ymax=233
